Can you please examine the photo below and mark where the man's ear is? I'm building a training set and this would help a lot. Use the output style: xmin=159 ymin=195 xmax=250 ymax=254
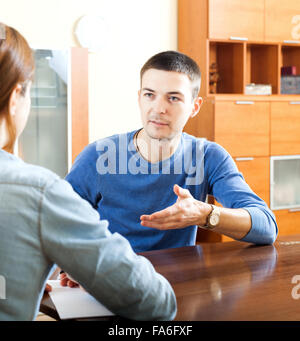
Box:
xmin=137 ymin=89 xmax=141 ymax=108
xmin=190 ymin=96 xmax=203 ymax=118
xmin=8 ymin=84 xmax=22 ymax=117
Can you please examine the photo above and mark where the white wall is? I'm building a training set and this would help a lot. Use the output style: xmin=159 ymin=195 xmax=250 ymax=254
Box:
xmin=1 ymin=0 xmax=177 ymax=142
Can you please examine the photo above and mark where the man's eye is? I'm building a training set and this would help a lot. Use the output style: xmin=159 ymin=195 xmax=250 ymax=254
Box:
xmin=169 ymin=96 xmax=180 ymax=102
xmin=144 ymin=93 xmax=153 ymax=98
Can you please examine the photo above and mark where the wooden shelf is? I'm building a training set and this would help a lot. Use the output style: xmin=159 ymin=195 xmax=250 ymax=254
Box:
xmin=209 ymin=41 xmax=244 ymax=94
xmin=246 ymin=44 xmax=279 ymax=94
xmin=208 ymin=41 xmax=297 ymax=96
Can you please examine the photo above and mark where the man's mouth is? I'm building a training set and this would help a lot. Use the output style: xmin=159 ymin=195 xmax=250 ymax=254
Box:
xmin=149 ymin=120 xmax=169 ymax=126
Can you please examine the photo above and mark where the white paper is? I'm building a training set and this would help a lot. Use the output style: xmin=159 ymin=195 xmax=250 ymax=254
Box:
xmin=47 ymin=280 xmax=115 ymax=319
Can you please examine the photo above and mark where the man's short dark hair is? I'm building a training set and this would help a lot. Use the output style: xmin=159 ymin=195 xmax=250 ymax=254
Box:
xmin=140 ymin=50 xmax=201 ymax=100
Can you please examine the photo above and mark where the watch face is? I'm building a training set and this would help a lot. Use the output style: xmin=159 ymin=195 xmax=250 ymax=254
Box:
xmin=210 ymin=214 xmax=219 ymax=226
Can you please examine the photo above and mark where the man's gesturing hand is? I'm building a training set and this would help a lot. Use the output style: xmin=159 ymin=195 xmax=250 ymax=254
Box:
xmin=140 ymin=184 xmax=212 ymax=230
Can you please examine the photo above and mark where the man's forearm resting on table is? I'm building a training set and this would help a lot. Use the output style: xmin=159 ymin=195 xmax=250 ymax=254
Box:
xmin=199 ymin=205 xmax=252 ymax=240
xmin=198 ymin=202 xmax=277 ymax=245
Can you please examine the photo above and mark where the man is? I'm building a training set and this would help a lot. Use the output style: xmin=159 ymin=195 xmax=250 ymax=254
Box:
xmin=66 ymin=51 xmax=277 ymax=253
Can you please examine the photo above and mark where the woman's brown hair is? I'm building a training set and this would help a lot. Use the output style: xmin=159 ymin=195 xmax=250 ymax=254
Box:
xmin=0 ymin=23 xmax=34 ymax=153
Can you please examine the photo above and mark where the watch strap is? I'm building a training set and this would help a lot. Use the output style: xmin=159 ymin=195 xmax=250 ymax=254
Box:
xmin=199 ymin=204 xmax=220 ymax=230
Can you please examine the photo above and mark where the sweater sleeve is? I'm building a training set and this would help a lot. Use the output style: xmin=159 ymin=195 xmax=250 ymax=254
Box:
xmin=205 ymin=142 xmax=278 ymax=245
xmin=39 ymin=178 xmax=177 ymax=321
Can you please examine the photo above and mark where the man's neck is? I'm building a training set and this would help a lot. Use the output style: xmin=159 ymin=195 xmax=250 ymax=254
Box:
xmin=135 ymin=129 xmax=182 ymax=163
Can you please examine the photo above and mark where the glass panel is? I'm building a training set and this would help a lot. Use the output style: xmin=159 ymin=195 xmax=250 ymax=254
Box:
xmin=271 ymin=157 xmax=300 ymax=209
xmin=18 ymin=49 xmax=69 ymax=178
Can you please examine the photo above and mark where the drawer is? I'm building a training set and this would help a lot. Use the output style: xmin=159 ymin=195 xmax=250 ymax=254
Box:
xmin=211 ymin=157 xmax=270 ymax=207
xmin=215 ymin=101 xmax=270 ymax=157
xmin=235 ymin=156 xmax=270 ymax=206
xmin=273 ymin=209 xmax=300 ymax=236
xmin=271 ymin=101 xmax=300 ymax=155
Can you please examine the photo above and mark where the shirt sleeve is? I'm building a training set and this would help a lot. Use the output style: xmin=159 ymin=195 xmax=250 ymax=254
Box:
xmin=39 ymin=178 xmax=177 ymax=321
xmin=205 ymin=142 xmax=278 ymax=245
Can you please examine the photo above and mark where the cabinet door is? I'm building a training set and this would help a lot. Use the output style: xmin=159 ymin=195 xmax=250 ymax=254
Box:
xmin=235 ymin=157 xmax=270 ymax=206
xmin=214 ymin=101 xmax=270 ymax=157
xmin=270 ymin=156 xmax=300 ymax=210
xmin=265 ymin=0 xmax=300 ymax=43
xmin=271 ymin=101 xmax=300 ymax=155
xmin=208 ymin=0 xmax=264 ymax=41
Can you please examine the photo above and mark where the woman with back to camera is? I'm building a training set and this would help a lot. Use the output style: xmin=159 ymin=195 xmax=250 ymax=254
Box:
xmin=0 ymin=23 xmax=176 ymax=321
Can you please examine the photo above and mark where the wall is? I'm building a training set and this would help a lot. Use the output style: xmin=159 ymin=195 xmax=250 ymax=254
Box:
xmin=0 ymin=0 xmax=177 ymax=143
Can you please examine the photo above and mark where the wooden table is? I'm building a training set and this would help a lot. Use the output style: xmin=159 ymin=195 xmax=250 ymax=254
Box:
xmin=40 ymin=234 xmax=300 ymax=321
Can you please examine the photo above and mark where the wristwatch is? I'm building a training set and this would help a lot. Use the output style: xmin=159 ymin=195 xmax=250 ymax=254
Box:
xmin=201 ymin=204 xmax=221 ymax=230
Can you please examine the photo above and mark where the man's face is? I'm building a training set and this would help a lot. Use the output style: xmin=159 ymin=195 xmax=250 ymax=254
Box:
xmin=138 ymin=69 xmax=201 ymax=141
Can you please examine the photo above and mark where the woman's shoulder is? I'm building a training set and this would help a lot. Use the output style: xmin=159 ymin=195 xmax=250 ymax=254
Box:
xmin=0 ymin=155 xmax=60 ymax=191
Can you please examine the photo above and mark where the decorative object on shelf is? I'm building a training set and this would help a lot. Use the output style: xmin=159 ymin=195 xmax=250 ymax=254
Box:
xmin=245 ymin=83 xmax=272 ymax=95
xmin=74 ymin=14 xmax=110 ymax=52
xmin=281 ymin=76 xmax=300 ymax=94
xmin=281 ymin=66 xmax=297 ymax=76
xmin=209 ymin=62 xmax=220 ymax=94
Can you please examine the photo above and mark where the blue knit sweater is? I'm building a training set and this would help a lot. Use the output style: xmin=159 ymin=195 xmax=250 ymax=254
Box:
xmin=66 ymin=130 xmax=278 ymax=252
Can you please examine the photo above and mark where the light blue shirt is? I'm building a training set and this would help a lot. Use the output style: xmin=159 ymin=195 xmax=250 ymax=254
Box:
xmin=0 ymin=149 xmax=176 ymax=321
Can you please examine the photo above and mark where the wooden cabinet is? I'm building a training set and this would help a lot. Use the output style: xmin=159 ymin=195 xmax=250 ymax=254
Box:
xmin=265 ymin=0 xmax=300 ymax=43
xmin=271 ymin=101 xmax=300 ymax=155
xmin=209 ymin=0 xmax=300 ymax=44
xmin=214 ymin=101 xmax=269 ymax=157
xmin=208 ymin=0 xmax=264 ymax=41
xmin=179 ymin=0 xmax=300 ymax=241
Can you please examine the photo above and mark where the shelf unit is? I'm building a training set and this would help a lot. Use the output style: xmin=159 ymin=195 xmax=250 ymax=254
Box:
xmin=207 ymin=40 xmax=300 ymax=96
xmin=178 ymin=0 xmax=300 ymax=242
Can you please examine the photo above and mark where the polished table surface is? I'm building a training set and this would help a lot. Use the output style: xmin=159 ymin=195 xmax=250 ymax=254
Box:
xmin=41 ymin=234 xmax=300 ymax=321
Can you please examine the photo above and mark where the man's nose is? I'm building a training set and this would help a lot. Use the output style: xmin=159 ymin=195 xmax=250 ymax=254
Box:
xmin=153 ymin=97 xmax=167 ymax=114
